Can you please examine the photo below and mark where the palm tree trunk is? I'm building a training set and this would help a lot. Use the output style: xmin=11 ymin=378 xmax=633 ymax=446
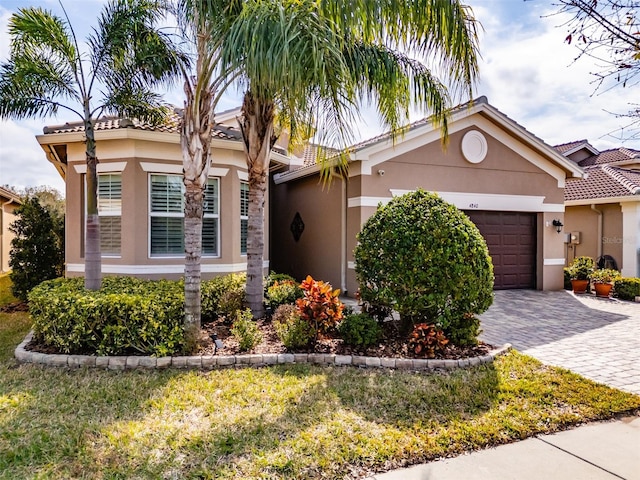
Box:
xmin=239 ymin=91 xmax=277 ymax=319
xmin=181 ymin=66 xmax=213 ymax=344
xmin=84 ymin=119 xmax=101 ymax=291
xmin=184 ymin=179 xmax=204 ymax=340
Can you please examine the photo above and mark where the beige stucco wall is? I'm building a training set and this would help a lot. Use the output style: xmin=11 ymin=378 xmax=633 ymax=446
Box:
xmin=564 ymin=203 xmax=624 ymax=269
xmin=0 ymin=201 xmax=19 ymax=272
xmin=273 ymin=122 xmax=571 ymax=296
xmin=270 ymin=175 xmax=343 ymax=289
xmin=63 ymin=136 xmax=265 ymax=280
xmin=346 ymin=127 xmax=567 ymax=293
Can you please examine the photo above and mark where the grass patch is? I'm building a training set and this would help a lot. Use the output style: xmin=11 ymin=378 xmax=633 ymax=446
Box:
xmin=0 ymin=275 xmax=638 ymax=478
xmin=0 ymin=350 xmax=638 ymax=479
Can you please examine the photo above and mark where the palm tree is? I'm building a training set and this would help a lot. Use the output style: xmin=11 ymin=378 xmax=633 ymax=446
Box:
xmin=173 ymin=0 xmax=242 ymax=342
xmin=219 ymin=0 xmax=480 ymax=318
xmin=0 ymin=0 xmax=182 ymax=291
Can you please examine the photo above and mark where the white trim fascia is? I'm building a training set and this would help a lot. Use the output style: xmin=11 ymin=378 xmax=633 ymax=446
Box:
xmin=348 ymin=196 xmax=394 ymax=208
xmin=543 ymin=258 xmax=566 ymax=266
xmin=237 ymin=170 xmax=249 ymax=181
xmin=66 ymin=260 xmax=270 ymax=274
xmin=139 ymin=162 xmax=229 ymax=177
xmin=565 ymin=196 xmax=640 ymax=206
xmin=73 ymin=162 xmax=127 ymax=174
xmin=560 ymin=143 xmax=599 ymax=158
xmin=274 ymin=164 xmax=322 ymax=184
xmin=350 ymin=191 xmax=565 ymax=212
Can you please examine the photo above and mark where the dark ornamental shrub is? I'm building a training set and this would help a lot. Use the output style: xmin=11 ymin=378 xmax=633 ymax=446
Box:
xmin=9 ymin=196 xmax=64 ymax=301
xmin=354 ymin=189 xmax=493 ymax=345
xmin=338 ymin=312 xmax=382 ymax=348
xmin=407 ymin=323 xmax=449 ymax=358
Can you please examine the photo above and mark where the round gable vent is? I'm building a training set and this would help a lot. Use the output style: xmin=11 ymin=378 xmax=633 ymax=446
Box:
xmin=461 ymin=130 xmax=488 ymax=164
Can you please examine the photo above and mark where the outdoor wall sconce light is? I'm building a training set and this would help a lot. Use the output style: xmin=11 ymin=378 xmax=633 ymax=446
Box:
xmin=552 ymin=219 xmax=564 ymax=234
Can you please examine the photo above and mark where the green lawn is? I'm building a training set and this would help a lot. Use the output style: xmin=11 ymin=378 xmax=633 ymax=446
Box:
xmin=1 ymin=277 xmax=639 ymax=479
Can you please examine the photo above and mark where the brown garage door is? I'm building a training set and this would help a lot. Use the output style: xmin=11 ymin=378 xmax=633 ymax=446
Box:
xmin=465 ymin=211 xmax=536 ymax=289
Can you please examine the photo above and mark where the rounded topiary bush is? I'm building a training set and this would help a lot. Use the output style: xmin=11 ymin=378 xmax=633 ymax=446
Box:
xmin=354 ymin=189 xmax=494 ymax=345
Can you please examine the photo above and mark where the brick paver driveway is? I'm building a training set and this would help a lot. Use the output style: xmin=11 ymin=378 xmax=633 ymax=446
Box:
xmin=480 ymin=290 xmax=640 ymax=395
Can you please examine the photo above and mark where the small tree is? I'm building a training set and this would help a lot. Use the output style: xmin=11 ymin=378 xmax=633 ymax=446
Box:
xmin=9 ymin=197 xmax=64 ymax=301
xmin=354 ymin=190 xmax=493 ymax=345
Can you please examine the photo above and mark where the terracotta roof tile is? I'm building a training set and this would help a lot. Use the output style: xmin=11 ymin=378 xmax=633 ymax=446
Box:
xmin=565 ymin=165 xmax=640 ymax=201
xmin=577 ymin=148 xmax=640 ymax=166
xmin=42 ymin=112 xmax=242 ymax=141
xmin=554 ymin=139 xmax=591 ymax=154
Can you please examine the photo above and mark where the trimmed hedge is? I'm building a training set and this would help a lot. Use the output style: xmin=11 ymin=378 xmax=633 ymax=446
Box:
xmin=614 ymin=278 xmax=640 ymax=301
xmin=354 ymin=190 xmax=493 ymax=346
xmin=29 ymin=277 xmax=184 ymax=356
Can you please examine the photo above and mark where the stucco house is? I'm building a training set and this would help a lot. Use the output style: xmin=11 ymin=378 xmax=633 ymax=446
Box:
xmin=558 ymin=140 xmax=640 ymax=277
xmin=37 ymin=97 xmax=591 ymax=294
xmin=270 ymin=97 xmax=585 ymax=295
xmin=36 ymin=108 xmax=302 ymax=279
xmin=0 ymin=186 xmax=22 ymax=273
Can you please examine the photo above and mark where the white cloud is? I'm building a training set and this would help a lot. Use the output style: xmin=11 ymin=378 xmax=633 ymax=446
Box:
xmin=0 ymin=119 xmax=64 ymax=192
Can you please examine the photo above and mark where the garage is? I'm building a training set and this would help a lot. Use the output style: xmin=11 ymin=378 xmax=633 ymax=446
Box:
xmin=466 ymin=211 xmax=536 ymax=289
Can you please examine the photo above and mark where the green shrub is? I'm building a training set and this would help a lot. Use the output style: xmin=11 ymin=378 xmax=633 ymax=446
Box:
xmin=563 ymin=268 xmax=572 ymax=290
xmin=266 ymin=272 xmax=297 ymax=289
xmin=273 ymin=304 xmax=315 ymax=350
xmin=354 ymin=189 xmax=493 ymax=345
xmin=230 ymin=309 xmax=262 ymax=352
xmin=9 ymin=196 xmax=64 ymax=301
xmin=407 ymin=323 xmax=449 ymax=358
xmin=338 ymin=313 xmax=382 ymax=348
xmin=266 ymin=280 xmax=303 ymax=310
xmin=590 ymin=269 xmax=621 ymax=284
xmin=28 ymin=277 xmax=184 ymax=356
xmin=296 ymin=275 xmax=344 ymax=334
xmin=566 ymin=256 xmax=595 ymax=280
xmin=201 ymin=273 xmax=246 ymax=321
xmin=614 ymin=278 xmax=640 ymax=301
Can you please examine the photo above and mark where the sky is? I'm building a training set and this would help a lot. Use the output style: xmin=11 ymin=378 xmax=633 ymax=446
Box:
xmin=1 ymin=0 xmax=639 ymax=194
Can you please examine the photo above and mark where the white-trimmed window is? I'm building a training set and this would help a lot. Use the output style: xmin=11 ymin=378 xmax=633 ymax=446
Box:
xmin=97 ymin=173 xmax=122 ymax=256
xmin=240 ymin=182 xmax=249 ymax=255
xmin=149 ymin=174 xmax=219 ymax=257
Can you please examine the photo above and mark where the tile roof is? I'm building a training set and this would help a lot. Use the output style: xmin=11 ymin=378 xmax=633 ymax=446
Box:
xmin=577 ymin=148 xmax=640 ymax=167
xmin=554 ymin=139 xmax=591 ymax=154
xmin=565 ymin=165 xmax=640 ymax=201
xmin=42 ymin=111 xmax=243 ymax=141
xmin=300 ymin=144 xmax=341 ymax=166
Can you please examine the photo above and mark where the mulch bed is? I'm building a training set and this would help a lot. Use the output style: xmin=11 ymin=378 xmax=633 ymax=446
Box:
xmin=199 ymin=317 xmax=493 ymax=360
xmin=23 ymin=313 xmax=493 ymax=360
xmin=0 ymin=301 xmax=28 ymax=313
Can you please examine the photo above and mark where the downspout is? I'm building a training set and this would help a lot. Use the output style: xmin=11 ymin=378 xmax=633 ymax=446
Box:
xmin=591 ymin=204 xmax=603 ymax=259
xmin=331 ymin=168 xmax=347 ymax=294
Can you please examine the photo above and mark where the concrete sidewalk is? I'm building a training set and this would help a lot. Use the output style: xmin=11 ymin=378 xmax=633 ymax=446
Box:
xmin=368 ymin=416 xmax=640 ymax=480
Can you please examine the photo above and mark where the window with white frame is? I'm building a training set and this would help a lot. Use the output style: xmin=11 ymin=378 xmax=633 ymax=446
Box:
xmin=97 ymin=173 xmax=122 ymax=256
xmin=149 ymin=174 xmax=219 ymax=256
xmin=240 ymin=182 xmax=249 ymax=255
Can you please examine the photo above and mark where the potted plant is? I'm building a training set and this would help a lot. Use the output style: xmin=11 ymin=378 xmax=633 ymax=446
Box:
xmin=590 ymin=268 xmax=620 ymax=298
xmin=566 ymin=256 xmax=595 ymax=294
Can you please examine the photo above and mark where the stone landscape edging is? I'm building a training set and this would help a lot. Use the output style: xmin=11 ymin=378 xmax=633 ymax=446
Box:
xmin=14 ymin=331 xmax=512 ymax=371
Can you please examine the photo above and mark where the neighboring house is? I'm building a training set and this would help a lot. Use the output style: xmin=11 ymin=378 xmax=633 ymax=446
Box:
xmin=0 ymin=186 xmax=21 ymax=273
xmin=270 ymin=97 xmax=585 ymax=295
xmin=36 ymin=108 xmax=302 ymax=279
xmin=558 ymin=140 xmax=640 ymax=277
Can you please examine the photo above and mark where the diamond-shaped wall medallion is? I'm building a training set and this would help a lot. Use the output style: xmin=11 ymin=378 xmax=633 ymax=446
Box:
xmin=290 ymin=212 xmax=305 ymax=242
